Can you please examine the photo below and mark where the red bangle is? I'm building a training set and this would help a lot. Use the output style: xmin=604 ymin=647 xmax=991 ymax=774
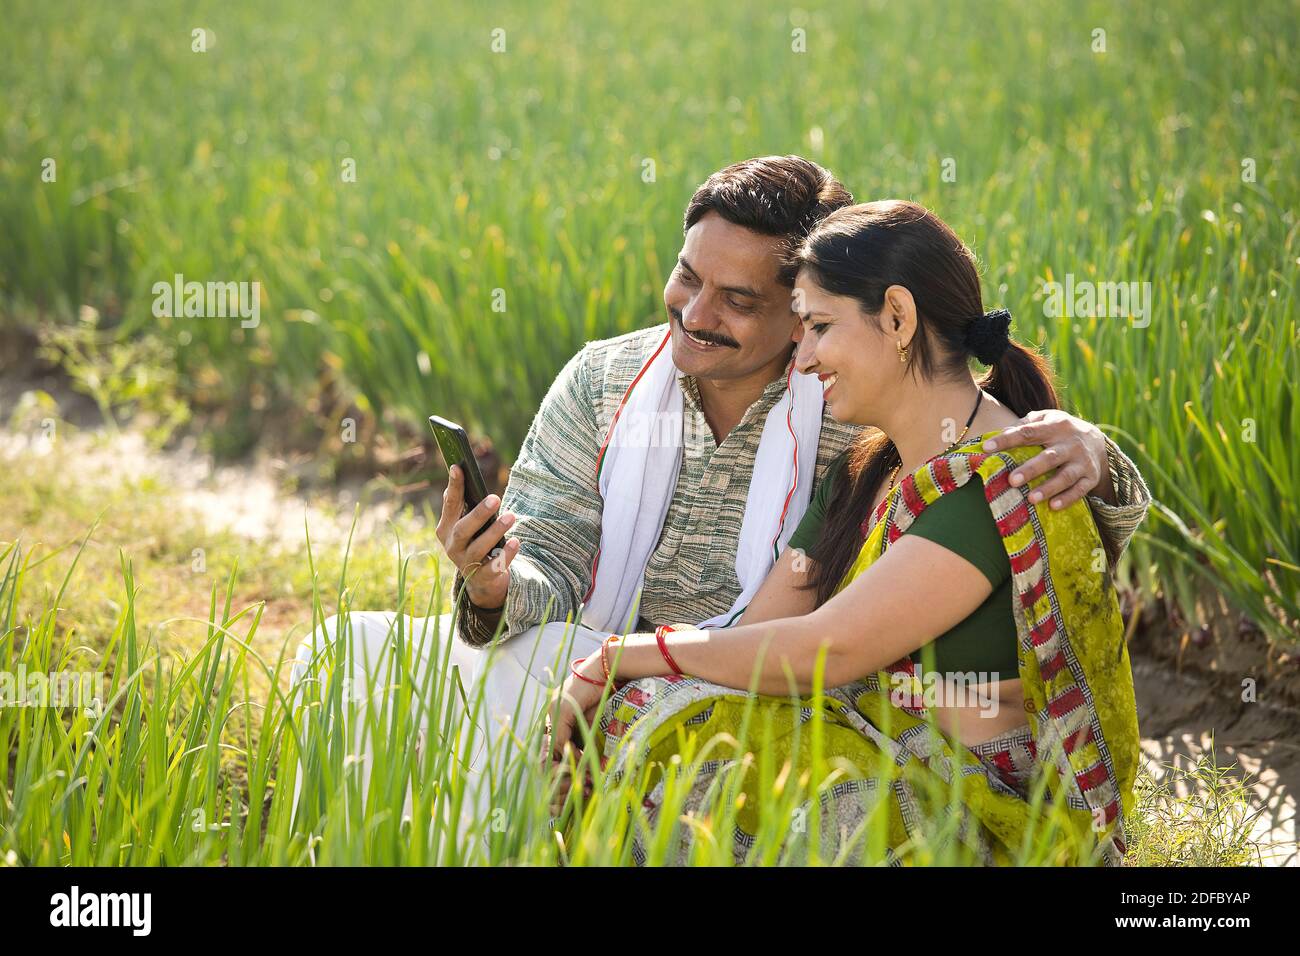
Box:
xmin=655 ymin=625 xmax=685 ymax=676
xmin=570 ymin=658 xmax=605 ymax=687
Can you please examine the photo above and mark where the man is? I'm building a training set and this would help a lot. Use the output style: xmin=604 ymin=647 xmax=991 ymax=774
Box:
xmin=292 ymin=155 xmax=1150 ymax=824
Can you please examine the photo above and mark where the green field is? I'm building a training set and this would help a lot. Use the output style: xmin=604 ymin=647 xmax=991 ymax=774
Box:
xmin=1 ymin=0 xmax=1297 ymax=865
xmin=4 ymin=0 xmax=1296 ymax=640
xmin=0 ymin=534 xmax=1261 ymax=866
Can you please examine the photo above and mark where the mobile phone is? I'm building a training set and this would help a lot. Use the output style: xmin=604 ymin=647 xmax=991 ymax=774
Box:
xmin=428 ymin=415 xmax=494 ymax=538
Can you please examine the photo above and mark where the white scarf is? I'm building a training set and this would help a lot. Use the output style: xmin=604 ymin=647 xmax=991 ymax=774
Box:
xmin=580 ymin=327 xmax=825 ymax=633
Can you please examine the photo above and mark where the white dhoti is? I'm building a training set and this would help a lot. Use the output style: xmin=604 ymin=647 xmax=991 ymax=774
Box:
xmin=287 ymin=610 xmax=607 ymax=841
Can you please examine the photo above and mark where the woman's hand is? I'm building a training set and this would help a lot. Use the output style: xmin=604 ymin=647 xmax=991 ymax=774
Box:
xmin=542 ymin=655 xmax=609 ymax=813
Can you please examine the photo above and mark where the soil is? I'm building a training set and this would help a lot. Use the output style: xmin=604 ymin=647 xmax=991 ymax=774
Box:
xmin=1130 ymin=634 xmax=1300 ymax=865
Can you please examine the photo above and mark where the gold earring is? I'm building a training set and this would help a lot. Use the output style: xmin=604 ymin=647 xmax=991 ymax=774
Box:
xmin=897 ymin=339 xmax=909 ymax=363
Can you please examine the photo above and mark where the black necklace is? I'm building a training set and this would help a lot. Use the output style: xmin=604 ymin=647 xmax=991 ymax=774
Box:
xmin=887 ymin=389 xmax=984 ymax=494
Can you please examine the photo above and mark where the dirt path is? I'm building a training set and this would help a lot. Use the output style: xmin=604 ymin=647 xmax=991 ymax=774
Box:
xmin=1133 ymin=656 xmax=1298 ymax=865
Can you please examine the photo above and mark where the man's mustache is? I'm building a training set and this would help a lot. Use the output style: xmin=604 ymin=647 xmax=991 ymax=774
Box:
xmin=668 ymin=308 xmax=739 ymax=348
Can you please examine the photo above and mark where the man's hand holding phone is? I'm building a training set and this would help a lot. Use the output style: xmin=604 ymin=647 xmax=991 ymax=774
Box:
xmin=435 ymin=464 xmax=522 ymax=611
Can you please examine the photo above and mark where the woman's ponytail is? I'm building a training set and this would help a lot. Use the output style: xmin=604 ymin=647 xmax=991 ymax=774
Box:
xmin=969 ymin=310 xmax=1059 ymax=416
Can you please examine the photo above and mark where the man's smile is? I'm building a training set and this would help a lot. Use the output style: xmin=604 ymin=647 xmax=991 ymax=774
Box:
xmin=671 ymin=309 xmax=737 ymax=349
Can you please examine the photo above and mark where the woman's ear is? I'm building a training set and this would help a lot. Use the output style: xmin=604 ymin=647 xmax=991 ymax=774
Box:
xmin=883 ymin=285 xmax=918 ymax=346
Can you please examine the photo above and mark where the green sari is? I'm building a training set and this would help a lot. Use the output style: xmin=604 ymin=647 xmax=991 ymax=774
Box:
xmin=591 ymin=439 xmax=1141 ymax=865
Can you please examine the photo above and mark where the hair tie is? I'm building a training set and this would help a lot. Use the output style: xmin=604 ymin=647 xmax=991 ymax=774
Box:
xmin=963 ymin=308 xmax=1012 ymax=365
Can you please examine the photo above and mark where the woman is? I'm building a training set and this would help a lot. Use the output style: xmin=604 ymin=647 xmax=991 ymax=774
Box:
xmin=545 ymin=200 xmax=1140 ymax=865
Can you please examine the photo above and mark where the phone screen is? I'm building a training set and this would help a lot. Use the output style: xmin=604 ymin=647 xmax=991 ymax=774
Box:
xmin=428 ymin=416 xmax=492 ymax=527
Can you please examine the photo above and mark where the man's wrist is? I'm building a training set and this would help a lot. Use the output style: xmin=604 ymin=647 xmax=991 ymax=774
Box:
xmin=451 ymin=569 xmax=505 ymax=648
xmin=1095 ymin=454 xmax=1116 ymax=505
xmin=1088 ymin=439 xmax=1120 ymax=506
xmin=454 ymin=557 xmax=504 ymax=610
xmin=463 ymin=586 xmax=504 ymax=616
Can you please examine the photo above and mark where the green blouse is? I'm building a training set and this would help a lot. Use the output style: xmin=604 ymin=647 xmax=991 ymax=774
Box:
xmin=787 ymin=450 xmax=1020 ymax=680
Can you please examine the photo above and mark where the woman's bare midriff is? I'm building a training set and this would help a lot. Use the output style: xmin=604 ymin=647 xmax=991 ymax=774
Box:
xmin=926 ymin=677 xmax=1030 ymax=748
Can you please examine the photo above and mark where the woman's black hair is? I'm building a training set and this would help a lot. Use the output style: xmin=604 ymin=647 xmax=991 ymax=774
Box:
xmin=786 ymin=200 xmax=1059 ymax=605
